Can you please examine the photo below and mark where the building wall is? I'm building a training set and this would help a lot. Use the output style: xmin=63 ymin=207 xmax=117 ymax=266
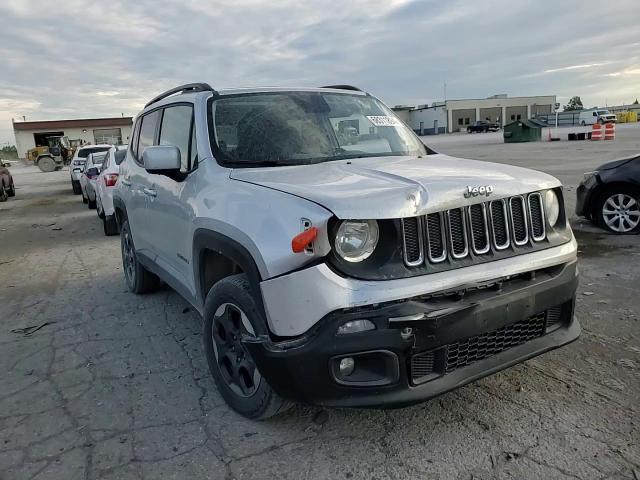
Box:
xmin=506 ymin=106 xmax=527 ymax=123
xmin=451 ymin=109 xmax=477 ymax=132
xmin=445 ymin=96 xmax=556 ymax=132
xmin=14 ymin=124 xmax=133 ymax=158
xmin=479 ymin=107 xmax=502 ymax=123
xmin=407 ymin=106 xmax=447 ymax=135
xmin=392 ymin=108 xmax=412 ymax=125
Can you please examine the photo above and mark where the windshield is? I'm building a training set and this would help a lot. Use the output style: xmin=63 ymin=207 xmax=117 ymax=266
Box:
xmin=211 ymin=92 xmax=426 ymax=166
xmin=78 ymin=147 xmax=111 ymax=159
xmin=596 ymin=110 xmax=611 ymax=115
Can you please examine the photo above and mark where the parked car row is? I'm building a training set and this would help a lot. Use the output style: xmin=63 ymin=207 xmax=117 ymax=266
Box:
xmin=467 ymin=120 xmax=501 ymax=133
xmin=71 ymin=144 xmax=128 ymax=235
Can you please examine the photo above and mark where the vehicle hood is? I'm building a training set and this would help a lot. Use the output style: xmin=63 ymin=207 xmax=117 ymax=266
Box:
xmin=229 ymin=154 xmax=561 ymax=219
xmin=597 ymin=154 xmax=639 ymax=171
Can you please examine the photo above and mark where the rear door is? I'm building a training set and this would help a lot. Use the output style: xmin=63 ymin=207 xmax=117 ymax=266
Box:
xmin=124 ymin=111 xmax=161 ymax=255
xmin=144 ymin=104 xmax=199 ymax=298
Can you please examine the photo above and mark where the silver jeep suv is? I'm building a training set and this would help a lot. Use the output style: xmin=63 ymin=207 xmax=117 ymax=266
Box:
xmin=113 ymin=83 xmax=580 ymax=419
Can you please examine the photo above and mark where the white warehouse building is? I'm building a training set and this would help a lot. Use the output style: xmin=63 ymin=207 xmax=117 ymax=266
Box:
xmin=393 ymin=94 xmax=557 ymax=134
xmin=12 ymin=117 xmax=133 ymax=159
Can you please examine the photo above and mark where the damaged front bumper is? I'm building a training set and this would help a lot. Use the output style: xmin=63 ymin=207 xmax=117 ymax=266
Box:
xmin=246 ymin=260 xmax=579 ymax=408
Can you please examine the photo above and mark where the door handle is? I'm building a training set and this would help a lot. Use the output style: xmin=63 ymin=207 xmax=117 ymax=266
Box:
xmin=143 ymin=187 xmax=157 ymax=197
xmin=121 ymin=177 xmax=132 ymax=187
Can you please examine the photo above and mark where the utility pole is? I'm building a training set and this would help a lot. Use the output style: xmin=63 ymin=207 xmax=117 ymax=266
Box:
xmin=444 ymin=81 xmax=447 ymax=102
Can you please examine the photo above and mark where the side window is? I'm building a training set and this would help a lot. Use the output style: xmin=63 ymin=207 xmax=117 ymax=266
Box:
xmin=131 ymin=119 xmax=141 ymax=159
xmin=138 ymin=110 xmax=162 ymax=162
xmin=159 ymin=105 xmax=193 ymax=173
xmin=190 ymin=121 xmax=198 ymax=168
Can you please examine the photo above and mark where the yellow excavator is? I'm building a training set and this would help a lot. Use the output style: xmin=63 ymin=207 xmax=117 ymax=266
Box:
xmin=26 ymin=136 xmax=77 ymax=172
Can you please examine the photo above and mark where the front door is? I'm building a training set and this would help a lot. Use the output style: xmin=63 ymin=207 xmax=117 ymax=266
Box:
xmin=144 ymin=104 xmax=198 ymax=299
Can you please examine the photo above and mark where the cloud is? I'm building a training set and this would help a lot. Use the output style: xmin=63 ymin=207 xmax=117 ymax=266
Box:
xmin=0 ymin=0 xmax=639 ymax=144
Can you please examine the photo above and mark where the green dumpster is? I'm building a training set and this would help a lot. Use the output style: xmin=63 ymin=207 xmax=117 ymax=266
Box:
xmin=503 ymin=119 xmax=544 ymax=143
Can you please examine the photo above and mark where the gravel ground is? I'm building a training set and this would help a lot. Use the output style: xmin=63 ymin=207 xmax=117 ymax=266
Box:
xmin=1 ymin=126 xmax=639 ymax=480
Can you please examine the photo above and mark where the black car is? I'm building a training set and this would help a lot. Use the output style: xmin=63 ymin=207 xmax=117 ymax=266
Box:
xmin=467 ymin=120 xmax=500 ymax=133
xmin=576 ymin=154 xmax=640 ymax=234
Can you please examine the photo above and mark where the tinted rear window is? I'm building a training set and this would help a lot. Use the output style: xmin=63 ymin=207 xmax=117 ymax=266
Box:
xmin=78 ymin=147 xmax=111 ymax=158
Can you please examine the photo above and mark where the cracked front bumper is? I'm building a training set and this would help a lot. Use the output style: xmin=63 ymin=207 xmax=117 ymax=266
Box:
xmin=247 ymin=260 xmax=580 ymax=408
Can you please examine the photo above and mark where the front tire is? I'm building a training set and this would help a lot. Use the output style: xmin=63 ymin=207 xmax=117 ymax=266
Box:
xmin=37 ymin=156 xmax=56 ymax=173
xmin=0 ymin=185 xmax=7 ymax=202
xmin=120 ymin=220 xmax=160 ymax=293
xmin=72 ymin=180 xmax=81 ymax=194
xmin=596 ymin=186 xmax=640 ymax=234
xmin=203 ymin=274 xmax=292 ymax=420
xmin=7 ymin=182 xmax=15 ymax=197
xmin=88 ymin=196 xmax=96 ymax=209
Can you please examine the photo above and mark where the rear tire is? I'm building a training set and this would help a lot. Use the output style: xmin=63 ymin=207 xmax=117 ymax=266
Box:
xmin=0 ymin=185 xmax=7 ymax=202
xmin=7 ymin=183 xmax=15 ymax=197
xmin=103 ymin=215 xmax=118 ymax=236
xmin=203 ymin=274 xmax=292 ymax=420
xmin=88 ymin=196 xmax=96 ymax=209
xmin=120 ymin=220 xmax=160 ymax=293
xmin=72 ymin=181 xmax=81 ymax=195
xmin=82 ymin=192 xmax=88 ymax=204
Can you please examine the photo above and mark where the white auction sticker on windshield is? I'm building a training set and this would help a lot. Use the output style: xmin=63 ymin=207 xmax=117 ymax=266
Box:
xmin=366 ymin=115 xmax=402 ymax=127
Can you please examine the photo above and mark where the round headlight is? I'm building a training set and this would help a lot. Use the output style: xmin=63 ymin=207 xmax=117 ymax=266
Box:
xmin=543 ymin=189 xmax=560 ymax=227
xmin=335 ymin=220 xmax=379 ymax=262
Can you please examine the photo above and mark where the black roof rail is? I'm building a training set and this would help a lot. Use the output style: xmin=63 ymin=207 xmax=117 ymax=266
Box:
xmin=145 ymin=83 xmax=217 ymax=108
xmin=320 ymin=85 xmax=363 ymax=92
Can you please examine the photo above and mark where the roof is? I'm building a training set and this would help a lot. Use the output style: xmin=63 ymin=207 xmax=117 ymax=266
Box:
xmin=13 ymin=117 xmax=133 ymax=131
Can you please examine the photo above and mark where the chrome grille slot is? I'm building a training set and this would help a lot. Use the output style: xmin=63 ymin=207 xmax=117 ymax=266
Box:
xmin=489 ymin=199 xmax=510 ymax=250
xmin=401 ymin=217 xmax=424 ymax=266
xmin=425 ymin=213 xmax=447 ymax=262
xmin=468 ymin=203 xmax=490 ymax=254
xmin=447 ymin=208 xmax=468 ymax=258
xmin=528 ymin=192 xmax=545 ymax=241
xmin=509 ymin=196 xmax=529 ymax=245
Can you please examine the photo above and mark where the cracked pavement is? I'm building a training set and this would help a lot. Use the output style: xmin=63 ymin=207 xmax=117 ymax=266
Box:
xmin=1 ymin=128 xmax=639 ymax=480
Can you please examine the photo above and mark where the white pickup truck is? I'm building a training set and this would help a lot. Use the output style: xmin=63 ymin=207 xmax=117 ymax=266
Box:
xmin=579 ymin=109 xmax=617 ymax=125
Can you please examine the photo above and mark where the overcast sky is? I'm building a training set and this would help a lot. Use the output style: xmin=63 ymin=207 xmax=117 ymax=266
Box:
xmin=1 ymin=0 xmax=639 ymax=145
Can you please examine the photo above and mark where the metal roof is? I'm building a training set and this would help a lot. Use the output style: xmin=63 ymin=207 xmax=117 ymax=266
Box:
xmin=13 ymin=117 xmax=133 ymax=131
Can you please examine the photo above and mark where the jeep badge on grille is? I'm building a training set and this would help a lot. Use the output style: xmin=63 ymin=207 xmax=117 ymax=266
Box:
xmin=464 ymin=185 xmax=494 ymax=198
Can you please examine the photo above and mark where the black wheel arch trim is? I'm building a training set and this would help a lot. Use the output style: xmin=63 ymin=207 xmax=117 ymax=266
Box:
xmin=193 ymin=228 xmax=267 ymax=324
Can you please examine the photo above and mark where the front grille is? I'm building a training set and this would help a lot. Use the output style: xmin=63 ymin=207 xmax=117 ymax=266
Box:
xmin=401 ymin=217 xmax=423 ymax=266
xmin=410 ymin=304 xmax=569 ymax=384
xmin=448 ymin=208 xmax=468 ymax=258
xmin=403 ymin=192 xmax=548 ymax=267
xmin=509 ymin=196 xmax=528 ymax=245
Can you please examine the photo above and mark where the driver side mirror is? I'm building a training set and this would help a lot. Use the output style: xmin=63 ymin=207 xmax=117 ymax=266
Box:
xmin=142 ymin=145 xmax=181 ymax=173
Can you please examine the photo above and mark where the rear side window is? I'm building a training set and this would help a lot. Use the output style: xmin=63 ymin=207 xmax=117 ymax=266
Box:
xmin=130 ymin=119 xmax=141 ymax=159
xmin=159 ymin=105 xmax=193 ymax=173
xmin=138 ymin=110 xmax=161 ymax=161
xmin=78 ymin=147 xmax=110 ymax=158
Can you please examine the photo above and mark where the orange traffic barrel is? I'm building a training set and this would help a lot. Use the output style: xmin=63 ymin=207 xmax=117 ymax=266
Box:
xmin=604 ymin=122 xmax=615 ymax=140
xmin=591 ymin=123 xmax=603 ymax=140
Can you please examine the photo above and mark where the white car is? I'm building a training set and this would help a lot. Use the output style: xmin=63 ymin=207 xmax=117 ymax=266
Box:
xmin=80 ymin=152 xmax=107 ymax=209
xmin=70 ymin=144 xmax=112 ymax=194
xmin=96 ymin=145 xmax=128 ymax=235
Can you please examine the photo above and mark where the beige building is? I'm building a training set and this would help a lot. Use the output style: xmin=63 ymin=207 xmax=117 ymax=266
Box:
xmin=394 ymin=94 xmax=557 ymax=134
xmin=12 ymin=117 xmax=133 ymax=159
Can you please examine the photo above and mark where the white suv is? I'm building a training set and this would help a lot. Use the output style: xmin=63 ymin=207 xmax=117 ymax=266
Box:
xmin=96 ymin=145 xmax=128 ymax=236
xmin=113 ymin=83 xmax=580 ymax=419
xmin=70 ymin=144 xmax=112 ymax=194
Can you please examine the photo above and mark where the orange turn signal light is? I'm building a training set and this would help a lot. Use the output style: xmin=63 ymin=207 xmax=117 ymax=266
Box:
xmin=291 ymin=227 xmax=318 ymax=253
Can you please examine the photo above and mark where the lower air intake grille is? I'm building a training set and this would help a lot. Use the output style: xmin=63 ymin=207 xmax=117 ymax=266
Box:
xmin=411 ymin=351 xmax=435 ymax=380
xmin=409 ymin=305 xmax=570 ymax=384
xmin=445 ymin=312 xmax=546 ymax=373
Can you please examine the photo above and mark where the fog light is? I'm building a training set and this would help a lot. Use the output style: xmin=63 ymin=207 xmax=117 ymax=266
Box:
xmin=336 ymin=319 xmax=375 ymax=335
xmin=339 ymin=357 xmax=355 ymax=376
